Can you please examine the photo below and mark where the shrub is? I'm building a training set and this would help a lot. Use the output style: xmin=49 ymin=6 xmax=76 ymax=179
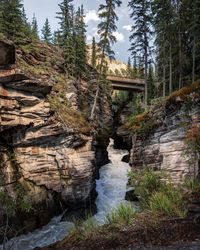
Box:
xmin=149 ymin=188 xmax=187 ymax=218
xmin=128 ymin=169 xmax=164 ymax=207
xmin=128 ymin=168 xmax=187 ymax=218
xmin=105 ymin=203 xmax=136 ymax=226
xmin=183 ymin=178 xmax=200 ymax=195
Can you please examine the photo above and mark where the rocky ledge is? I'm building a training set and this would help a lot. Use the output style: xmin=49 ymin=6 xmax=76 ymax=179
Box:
xmin=127 ymin=83 xmax=200 ymax=183
xmin=0 ymin=40 xmax=112 ymax=235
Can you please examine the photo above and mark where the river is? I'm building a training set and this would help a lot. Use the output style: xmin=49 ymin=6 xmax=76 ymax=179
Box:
xmin=1 ymin=139 xmax=130 ymax=250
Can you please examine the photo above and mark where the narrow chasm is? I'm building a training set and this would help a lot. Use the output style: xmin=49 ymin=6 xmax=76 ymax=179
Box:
xmin=0 ymin=139 xmax=132 ymax=250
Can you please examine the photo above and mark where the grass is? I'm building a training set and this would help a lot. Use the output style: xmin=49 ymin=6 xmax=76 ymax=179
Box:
xmin=105 ymin=203 xmax=136 ymax=226
xmin=128 ymin=168 xmax=164 ymax=207
xmin=149 ymin=189 xmax=187 ymax=218
xmin=70 ymin=216 xmax=99 ymax=240
xmin=128 ymin=168 xmax=188 ymax=217
xmin=68 ymin=203 xmax=136 ymax=242
xmin=48 ymin=95 xmax=91 ymax=135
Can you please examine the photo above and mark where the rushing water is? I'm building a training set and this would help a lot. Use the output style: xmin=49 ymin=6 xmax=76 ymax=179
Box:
xmin=1 ymin=139 xmax=130 ymax=250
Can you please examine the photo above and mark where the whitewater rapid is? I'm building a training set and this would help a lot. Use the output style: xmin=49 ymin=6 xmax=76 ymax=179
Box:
xmin=0 ymin=139 xmax=130 ymax=250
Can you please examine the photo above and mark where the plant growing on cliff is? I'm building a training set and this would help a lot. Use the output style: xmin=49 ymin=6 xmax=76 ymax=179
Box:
xmin=0 ymin=181 xmax=32 ymax=249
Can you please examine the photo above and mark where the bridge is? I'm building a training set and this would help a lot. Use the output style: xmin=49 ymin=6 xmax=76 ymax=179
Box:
xmin=107 ymin=75 xmax=145 ymax=92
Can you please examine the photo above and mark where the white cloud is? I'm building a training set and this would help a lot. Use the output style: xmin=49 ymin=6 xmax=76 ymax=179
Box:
xmin=113 ymin=31 xmax=125 ymax=42
xmin=84 ymin=10 xmax=99 ymax=24
xmin=123 ymin=25 xmax=132 ymax=32
xmin=86 ymin=34 xmax=93 ymax=43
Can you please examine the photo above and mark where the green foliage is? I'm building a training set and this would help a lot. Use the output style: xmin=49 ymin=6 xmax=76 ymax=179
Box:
xmin=41 ymin=18 xmax=52 ymax=44
xmin=70 ymin=216 xmax=99 ymax=240
xmin=97 ymin=0 xmax=122 ymax=75
xmin=183 ymin=178 xmax=200 ymax=195
xmin=128 ymin=168 xmax=164 ymax=207
xmin=149 ymin=190 xmax=187 ymax=217
xmin=15 ymin=184 xmax=32 ymax=213
xmin=105 ymin=203 xmax=136 ymax=226
xmin=91 ymin=37 xmax=96 ymax=68
xmin=0 ymin=189 xmax=16 ymax=217
xmin=128 ymin=168 xmax=188 ymax=217
xmin=0 ymin=0 xmax=25 ymax=41
xmin=0 ymin=182 xmax=32 ymax=217
xmin=48 ymin=95 xmax=91 ymax=135
xmin=31 ymin=14 xmax=39 ymax=40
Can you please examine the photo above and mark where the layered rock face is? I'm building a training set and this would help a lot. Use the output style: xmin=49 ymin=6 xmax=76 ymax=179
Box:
xmin=130 ymin=88 xmax=200 ymax=183
xmin=0 ymin=40 xmax=112 ymax=232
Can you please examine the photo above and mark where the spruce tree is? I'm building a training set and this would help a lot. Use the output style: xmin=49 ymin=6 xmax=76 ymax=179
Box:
xmin=53 ymin=30 xmax=62 ymax=45
xmin=74 ymin=5 xmax=87 ymax=78
xmin=41 ymin=18 xmax=52 ymax=44
xmin=31 ymin=14 xmax=39 ymax=39
xmin=90 ymin=0 xmax=122 ymax=120
xmin=0 ymin=0 xmax=24 ymax=41
xmin=148 ymin=64 xmax=155 ymax=102
xmin=56 ymin=0 xmax=74 ymax=47
xmin=21 ymin=7 xmax=32 ymax=38
xmin=56 ymin=0 xmax=75 ymax=75
xmin=128 ymin=0 xmax=153 ymax=109
xmin=91 ymin=37 xmax=97 ymax=68
xmin=97 ymin=0 xmax=122 ymax=75
xmin=152 ymin=0 xmax=175 ymax=95
xmin=126 ymin=57 xmax=132 ymax=77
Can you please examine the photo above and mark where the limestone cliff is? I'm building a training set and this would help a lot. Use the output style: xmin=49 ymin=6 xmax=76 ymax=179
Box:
xmin=0 ymin=40 xmax=112 ymax=233
xmin=126 ymin=83 xmax=200 ymax=183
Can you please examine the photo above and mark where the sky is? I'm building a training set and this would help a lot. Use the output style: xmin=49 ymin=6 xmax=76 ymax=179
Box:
xmin=23 ymin=0 xmax=133 ymax=63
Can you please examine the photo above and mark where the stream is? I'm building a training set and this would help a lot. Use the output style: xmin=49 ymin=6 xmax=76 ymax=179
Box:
xmin=1 ymin=139 xmax=131 ymax=250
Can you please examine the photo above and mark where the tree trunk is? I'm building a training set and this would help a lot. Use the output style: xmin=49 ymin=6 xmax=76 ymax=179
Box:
xmin=169 ymin=42 xmax=172 ymax=94
xmin=177 ymin=0 xmax=182 ymax=89
xmin=163 ymin=65 xmax=166 ymax=98
xmin=192 ymin=36 xmax=196 ymax=83
xmin=90 ymin=84 xmax=99 ymax=120
xmin=163 ymin=45 xmax=166 ymax=97
xmin=144 ymin=45 xmax=148 ymax=109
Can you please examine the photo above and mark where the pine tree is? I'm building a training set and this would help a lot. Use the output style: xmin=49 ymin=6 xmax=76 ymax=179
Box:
xmin=0 ymin=0 xmax=24 ymax=41
xmin=97 ymin=0 xmax=122 ymax=75
xmin=56 ymin=0 xmax=75 ymax=75
xmin=148 ymin=64 xmax=155 ymax=102
xmin=31 ymin=14 xmax=39 ymax=39
xmin=128 ymin=0 xmax=153 ymax=109
xmin=21 ymin=7 xmax=32 ymax=38
xmin=90 ymin=0 xmax=122 ymax=120
xmin=74 ymin=5 xmax=87 ymax=77
xmin=133 ymin=55 xmax=138 ymax=77
xmin=91 ymin=37 xmax=97 ymax=68
xmin=41 ymin=18 xmax=52 ymax=44
xmin=53 ymin=30 xmax=62 ymax=45
xmin=126 ymin=57 xmax=132 ymax=77
xmin=56 ymin=0 xmax=74 ymax=47
xmin=152 ymin=0 xmax=175 ymax=95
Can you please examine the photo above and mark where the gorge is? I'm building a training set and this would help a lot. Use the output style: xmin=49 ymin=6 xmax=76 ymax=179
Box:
xmin=0 ymin=38 xmax=200 ymax=250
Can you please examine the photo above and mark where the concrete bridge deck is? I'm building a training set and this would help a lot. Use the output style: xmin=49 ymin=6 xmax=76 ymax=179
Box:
xmin=107 ymin=75 xmax=145 ymax=92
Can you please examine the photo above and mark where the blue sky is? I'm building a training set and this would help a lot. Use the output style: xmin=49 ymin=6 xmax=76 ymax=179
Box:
xmin=23 ymin=0 xmax=133 ymax=63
